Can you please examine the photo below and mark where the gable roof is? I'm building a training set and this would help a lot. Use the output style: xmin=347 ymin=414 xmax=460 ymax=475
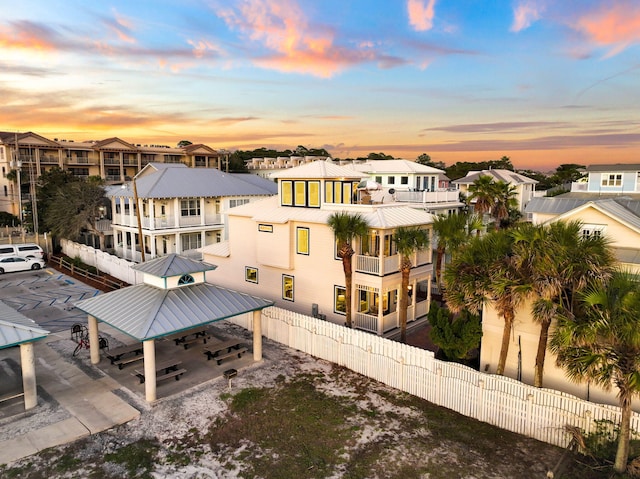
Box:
xmin=110 ymin=167 xmax=277 ymax=199
xmin=270 ymin=160 xmax=366 ymax=180
xmin=348 ymin=159 xmax=444 ymax=174
xmin=586 ymin=163 xmax=640 ymax=172
xmin=0 ymin=301 xmax=49 ymax=349
xmin=452 ymin=169 xmax=538 ymax=185
xmin=133 ymin=253 xmax=217 ymax=277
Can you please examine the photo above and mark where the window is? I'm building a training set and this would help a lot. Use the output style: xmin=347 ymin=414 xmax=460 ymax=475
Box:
xmin=308 ymin=181 xmax=320 ymax=207
xmin=400 ymin=176 xmax=409 ymax=185
xmin=181 ymin=233 xmax=201 ymax=251
xmin=229 ymin=198 xmax=250 ymax=208
xmin=334 ymin=286 xmax=346 ymax=314
xmin=245 ymin=267 xmax=258 ymax=283
xmin=3 ymin=185 xmax=6 ymax=197
xmin=325 ymin=180 xmax=358 ymax=204
xmin=181 ymin=199 xmax=200 ymax=216
xmin=388 ymin=176 xmax=395 ymax=185
xmin=375 ymin=176 xmax=382 ymax=184
xmin=294 ymin=182 xmax=306 ymax=206
xmin=296 ymin=227 xmax=310 ymax=255
xmin=582 ymin=224 xmax=605 ymax=239
xmin=178 ymin=274 xmax=194 ymax=285
xmin=602 ymin=174 xmax=622 ymax=187
xmin=282 ymin=275 xmax=294 ymax=301
xmin=258 ymin=224 xmax=273 ymax=233
xmin=281 ymin=181 xmax=293 ymax=206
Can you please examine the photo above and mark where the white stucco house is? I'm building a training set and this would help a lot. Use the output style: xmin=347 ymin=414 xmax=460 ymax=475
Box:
xmin=200 ymin=160 xmax=436 ymax=336
xmin=452 ymin=169 xmax=538 ymax=213
xmin=108 ymin=163 xmax=277 ymax=261
xmin=479 ymin=163 xmax=640 ymax=408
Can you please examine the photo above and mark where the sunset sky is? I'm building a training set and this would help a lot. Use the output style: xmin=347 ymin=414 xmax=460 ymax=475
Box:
xmin=2 ymin=0 xmax=639 ymax=171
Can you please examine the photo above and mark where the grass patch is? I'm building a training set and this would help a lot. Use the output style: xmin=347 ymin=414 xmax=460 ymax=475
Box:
xmin=103 ymin=438 xmax=160 ymax=478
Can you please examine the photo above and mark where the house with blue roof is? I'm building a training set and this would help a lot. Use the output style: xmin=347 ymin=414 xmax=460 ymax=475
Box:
xmin=107 ymin=163 xmax=277 ymax=261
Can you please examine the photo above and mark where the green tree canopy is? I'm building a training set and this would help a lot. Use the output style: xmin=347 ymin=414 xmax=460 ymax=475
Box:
xmin=428 ymin=302 xmax=482 ymax=362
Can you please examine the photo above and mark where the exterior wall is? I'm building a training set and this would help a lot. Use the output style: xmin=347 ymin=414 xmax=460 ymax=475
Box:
xmin=207 ymin=214 xmax=349 ymax=321
xmin=587 ymin=170 xmax=640 ymax=194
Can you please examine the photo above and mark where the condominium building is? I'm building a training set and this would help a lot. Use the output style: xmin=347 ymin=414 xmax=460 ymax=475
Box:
xmin=0 ymin=131 xmax=225 ymax=218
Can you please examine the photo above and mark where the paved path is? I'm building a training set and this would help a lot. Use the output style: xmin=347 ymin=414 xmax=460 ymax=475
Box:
xmin=0 ymin=336 xmax=140 ymax=465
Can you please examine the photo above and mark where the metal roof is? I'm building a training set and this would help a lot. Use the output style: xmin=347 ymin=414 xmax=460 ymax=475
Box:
xmin=525 ymin=197 xmax=590 ymax=214
xmin=586 ymin=163 xmax=640 ymax=172
xmin=347 ymin=159 xmax=444 ymax=174
xmin=227 ymin=196 xmax=435 ymax=229
xmin=74 ymin=282 xmax=274 ymax=341
xmin=133 ymin=253 xmax=217 ymax=277
xmin=615 ymin=248 xmax=640 ymax=265
xmin=452 ymin=169 xmax=538 ymax=185
xmin=109 ymin=168 xmax=277 ymax=199
xmin=0 ymin=301 xmax=49 ymax=349
xmin=270 ymin=160 xmax=366 ymax=180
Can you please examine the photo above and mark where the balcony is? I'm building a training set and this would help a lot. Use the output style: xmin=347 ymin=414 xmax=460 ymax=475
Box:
xmin=40 ymin=154 xmax=60 ymax=164
xmin=355 ymin=249 xmax=430 ymax=276
xmin=353 ymin=299 xmax=428 ymax=334
xmin=113 ymin=213 xmax=223 ymax=229
xmin=395 ymin=189 xmax=460 ymax=204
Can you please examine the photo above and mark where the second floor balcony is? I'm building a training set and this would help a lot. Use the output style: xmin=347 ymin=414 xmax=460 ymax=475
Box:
xmin=395 ymin=189 xmax=460 ymax=204
xmin=354 ymin=249 xmax=431 ymax=276
xmin=113 ymin=213 xmax=223 ymax=230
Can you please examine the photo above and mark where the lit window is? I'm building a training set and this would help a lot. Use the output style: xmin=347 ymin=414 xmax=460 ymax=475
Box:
xmin=308 ymin=181 xmax=320 ymax=207
xmin=334 ymin=286 xmax=346 ymax=314
xmin=282 ymin=275 xmax=294 ymax=301
xmin=294 ymin=182 xmax=306 ymax=206
xmin=281 ymin=181 xmax=293 ymax=206
xmin=296 ymin=227 xmax=310 ymax=255
xmin=245 ymin=267 xmax=258 ymax=283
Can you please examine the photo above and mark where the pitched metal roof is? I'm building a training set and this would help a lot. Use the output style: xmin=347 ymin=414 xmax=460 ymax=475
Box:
xmin=452 ymin=169 xmax=538 ymax=185
xmin=0 ymin=301 xmax=49 ymax=349
xmin=270 ymin=160 xmax=366 ymax=180
xmin=74 ymin=282 xmax=274 ymax=341
xmin=133 ymin=253 xmax=217 ymax=277
xmin=525 ymin=197 xmax=590 ymax=214
xmin=347 ymin=159 xmax=444 ymax=174
xmin=586 ymin=163 xmax=640 ymax=172
xmin=109 ymin=167 xmax=277 ymax=199
xmin=227 ymin=196 xmax=435 ymax=229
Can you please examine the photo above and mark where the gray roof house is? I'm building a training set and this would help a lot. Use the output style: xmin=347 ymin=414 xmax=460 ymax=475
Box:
xmin=107 ymin=163 xmax=277 ymax=262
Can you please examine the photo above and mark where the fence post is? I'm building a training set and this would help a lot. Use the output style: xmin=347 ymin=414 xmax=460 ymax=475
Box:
xmin=338 ymin=336 xmax=343 ymax=366
xmin=367 ymin=345 xmax=372 ymax=377
xmin=436 ymin=367 xmax=442 ymax=405
xmin=399 ymin=356 xmax=405 ymax=391
xmin=525 ymin=393 xmax=534 ymax=437
xmin=477 ymin=379 xmax=485 ymax=422
xmin=583 ymin=410 xmax=593 ymax=438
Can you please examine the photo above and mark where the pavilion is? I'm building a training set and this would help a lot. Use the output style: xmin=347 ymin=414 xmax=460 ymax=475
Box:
xmin=0 ymin=301 xmax=50 ymax=410
xmin=73 ymin=254 xmax=274 ymax=402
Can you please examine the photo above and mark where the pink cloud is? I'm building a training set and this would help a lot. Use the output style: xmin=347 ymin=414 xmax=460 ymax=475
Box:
xmin=218 ymin=0 xmax=376 ymax=77
xmin=0 ymin=21 xmax=60 ymax=51
xmin=573 ymin=2 xmax=640 ymax=57
xmin=511 ymin=1 xmax=545 ymax=32
xmin=407 ymin=0 xmax=437 ymax=32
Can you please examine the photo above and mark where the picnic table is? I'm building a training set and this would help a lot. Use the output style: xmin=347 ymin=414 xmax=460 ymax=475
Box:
xmin=105 ymin=343 xmax=144 ymax=369
xmin=203 ymin=339 xmax=247 ymax=365
xmin=165 ymin=325 xmax=211 ymax=349
xmin=133 ymin=359 xmax=185 ymax=384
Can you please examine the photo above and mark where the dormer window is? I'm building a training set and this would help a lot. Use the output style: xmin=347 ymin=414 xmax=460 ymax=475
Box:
xmin=281 ymin=180 xmax=320 ymax=208
xmin=178 ymin=274 xmax=195 ymax=285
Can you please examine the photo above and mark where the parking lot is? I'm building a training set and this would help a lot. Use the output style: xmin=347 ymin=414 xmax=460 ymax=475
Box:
xmin=0 ymin=268 xmax=101 ymax=334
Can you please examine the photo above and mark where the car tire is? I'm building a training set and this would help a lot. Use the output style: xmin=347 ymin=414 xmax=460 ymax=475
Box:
xmin=31 ymin=263 xmax=41 ymax=270
xmin=0 ymin=268 xmax=4 ymax=274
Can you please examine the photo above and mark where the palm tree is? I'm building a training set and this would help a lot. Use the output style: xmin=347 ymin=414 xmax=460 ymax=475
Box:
xmin=394 ymin=226 xmax=430 ymax=342
xmin=550 ymin=271 xmax=640 ymax=474
xmin=467 ymin=175 xmax=496 ymax=219
xmin=445 ymin=230 xmax=532 ymax=375
xmin=512 ymin=221 xmax=614 ymax=388
xmin=327 ymin=212 xmax=370 ymax=328
xmin=491 ymin=180 xmax=518 ymax=229
xmin=432 ymin=213 xmax=469 ymax=290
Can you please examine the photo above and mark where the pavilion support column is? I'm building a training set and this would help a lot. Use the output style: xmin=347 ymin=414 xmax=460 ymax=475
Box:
xmin=143 ymin=339 xmax=157 ymax=402
xmin=88 ymin=315 xmax=100 ymax=365
xmin=252 ymin=310 xmax=262 ymax=361
xmin=20 ymin=342 xmax=37 ymax=410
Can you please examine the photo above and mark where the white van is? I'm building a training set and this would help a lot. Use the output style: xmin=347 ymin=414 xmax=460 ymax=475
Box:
xmin=0 ymin=243 xmax=45 ymax=259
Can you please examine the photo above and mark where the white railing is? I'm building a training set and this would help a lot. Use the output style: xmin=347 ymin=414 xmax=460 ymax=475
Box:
xmin=226 ymin=306 xmax=640 ymax=450
xmin=395 ymin=190 xmax=459 ymax=204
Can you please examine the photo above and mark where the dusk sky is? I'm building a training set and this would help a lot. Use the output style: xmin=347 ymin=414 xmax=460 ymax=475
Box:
xmin=2 ymin=0 xmax=639 ymax=171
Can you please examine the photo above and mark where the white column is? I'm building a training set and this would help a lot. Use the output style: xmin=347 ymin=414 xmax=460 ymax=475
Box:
xmin=143 ymin=339 xmax=157 ymax=402
xmin=20 ymin=342 xmax=37 ymax=410
xmin=252 ymin=310 xmax=263 ymax=361
xmin=88 ymin=315 xmax=100 ymax=364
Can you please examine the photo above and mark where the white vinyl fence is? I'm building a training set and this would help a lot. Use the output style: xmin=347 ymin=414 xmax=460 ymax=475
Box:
xmin=229 ymin=306 xmax=640 ymax=450
xmin=60 ymin=239 xmax=141 ymax=285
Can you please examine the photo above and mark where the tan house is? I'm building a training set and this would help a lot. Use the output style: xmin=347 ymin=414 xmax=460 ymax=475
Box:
xmin=201 ymin=160 xmax=435 ymax=336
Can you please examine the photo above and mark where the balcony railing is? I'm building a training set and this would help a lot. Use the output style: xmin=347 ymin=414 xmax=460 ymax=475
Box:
xmin=353 ymin=300 xmax=428 ymax=334
xmin=113 ymin=214 xmax=222 ymax=229
xmin=395 ymin=190 xmax=460 ymax=204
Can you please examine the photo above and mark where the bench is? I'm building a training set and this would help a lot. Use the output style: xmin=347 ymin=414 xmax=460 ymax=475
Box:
xmin=165 ymin=326 xmax=210 ymax=346
xmin=203 ymin=339 xmax=243 ymax=361
xmin=132 ymin=360 xmax=183 ymax=383
xmin=105 ymin=343 xmax=143 ymax=365
xmin=114 ymin=354 xmax=144 ymax=369
xmin=180 ymin=334 xmax=210 ymax=350
xmin=214 ymin=347 xmax=248 ymax=365
xmin=133 ymin=367 xmax=186 ymax=384
xmin=0 ymin=392 xmax=24 ymax=404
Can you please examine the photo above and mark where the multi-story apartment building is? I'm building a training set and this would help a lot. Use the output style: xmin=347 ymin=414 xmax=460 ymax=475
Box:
xmin=108 ymin=163 xmax=277 ymax=262
xmin=0 ymin=131 xmax=224 ymax=218
xmin=245 ymin=156 xmax=327 ymax=178
xmin=201 ymin=159 xmax=435 ymax=336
